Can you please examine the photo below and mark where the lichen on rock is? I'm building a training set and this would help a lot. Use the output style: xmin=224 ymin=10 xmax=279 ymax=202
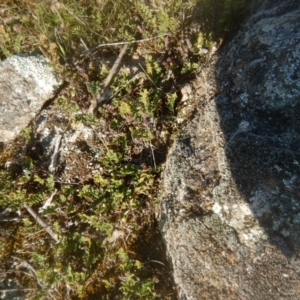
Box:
xmin=0 ymin=55 xmax=62 ymax=143
xmin=159 ymin=1 xmax=300 ymax=299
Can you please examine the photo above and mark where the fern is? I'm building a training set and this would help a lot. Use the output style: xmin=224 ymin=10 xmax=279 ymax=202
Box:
xmin=157 ymin=8 xmax=178 ymax=34
xmin=118 ymin=100 xmax=132 ymax=117
xmin=145 ymin=54 xmax=162 ymax=77
xmin=86 ymin=81 xmax=102 ymax=98
xmin=139 ymin=88 xmax=150 ymax=113
xmin=26 ymin=192 xmax=45 ymax=206
xmin=13 ymin=35 xmax=23 ymax=53
xmin=135 ymin=2 xmax=153 ymax=22
xmin=166 ymin=92 xmax=177 ymax=112
xmin=0 ymin=44 xmax=11 ymax=58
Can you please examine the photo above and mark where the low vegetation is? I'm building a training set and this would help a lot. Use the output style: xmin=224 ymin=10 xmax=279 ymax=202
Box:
xmin=0 ymin=0 xmax=247 ymax=299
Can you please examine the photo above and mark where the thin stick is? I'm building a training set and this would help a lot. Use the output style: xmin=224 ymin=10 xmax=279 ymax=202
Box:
xmin=149 ymin=142 xmax=157 ymax=170
xmin=40 ymin=189 xmax=58 ymax=212
xmin=83 ymin=34 xmax=170 ymax=56
xmin=48 ymin=134 xmax=62 ymax=173
xmin=148 ymin=259 xmax=165 ymax=266
xmin=80 ymin=38 xmax=89 ymax=52
xmin=88 ymin=44 xmax=128 ymax=113
xmin=0 ymin=289 xmax=36 ymax=292
xmin=12 ymin=257 xmax=44 ymax=289
xmin=102 ymin=44 xmax=128 ymax=92
xmin=24 ymin=204 xmax=59 ymax=243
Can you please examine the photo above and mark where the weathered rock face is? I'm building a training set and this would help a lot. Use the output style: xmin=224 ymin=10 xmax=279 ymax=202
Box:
xmin=159 ymin=1 xmax=300 ymax=299
xmin=0 ymin=55 xmax=62 ymax=143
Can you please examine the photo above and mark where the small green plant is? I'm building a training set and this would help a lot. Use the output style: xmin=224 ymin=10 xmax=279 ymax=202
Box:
xmin=0 ymin=0 xmax=248 ymax=299
xmin=117 ymin=248 xmax=157 ymax=299
xmin=181 ymin=61 xmax=199 ymax=75
xmin=86 ymin=81 xmax=102 ymax=98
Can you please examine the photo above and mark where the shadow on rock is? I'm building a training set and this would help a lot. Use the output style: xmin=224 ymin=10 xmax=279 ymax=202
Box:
xmin=159 ymin=1 xmax=300 ymax=299
xmin=214 ymin=0 xmax=300 ymax=256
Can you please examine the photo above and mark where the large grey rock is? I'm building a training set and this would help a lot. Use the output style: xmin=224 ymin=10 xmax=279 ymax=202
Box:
xmin=0 ymin=55 xmax=62 ymax=143
xmin=159 ymin=1 xmax=300 ymax=299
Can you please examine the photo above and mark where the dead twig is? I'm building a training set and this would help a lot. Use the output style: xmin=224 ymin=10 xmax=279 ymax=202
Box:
xmin=80 ymin=38 xmax=89 ymax=52
xmin=48 ymin=134 xmax=62 ymax=173
xmin=83 ymin=34 xmax=170 ymax=57
xmin=11 ymin=256 xmax=44 ymax=289
xmin=88 ymin=44 xmax=128 ymax=113
xmin=24 ymin=204 xmax=59 ymax=243
xmin=39 ymin=189 xmax=58 ymax=212
xmin=149 ymin=142 xmax=157 ymax=170
xmin=148 ymin=259 xmax=165 ymax=266
xmin=0 ymin=289 xmax=36 ymax=292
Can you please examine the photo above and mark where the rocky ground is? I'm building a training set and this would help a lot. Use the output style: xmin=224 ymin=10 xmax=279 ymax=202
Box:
xmin=159 ymin=1 xmax=300 ymax=299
